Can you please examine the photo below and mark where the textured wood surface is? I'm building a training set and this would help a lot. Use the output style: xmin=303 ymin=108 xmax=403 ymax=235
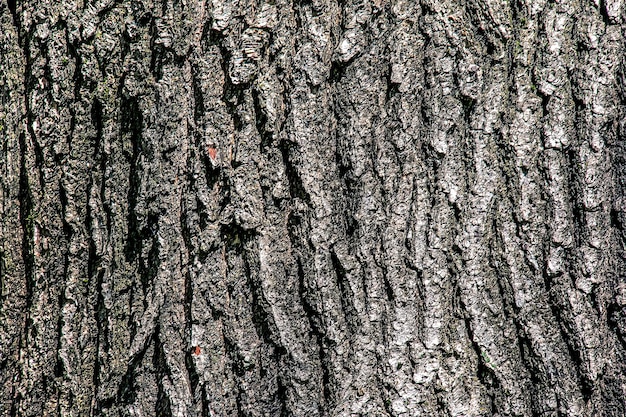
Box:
xmin=1 ymin=0 xmax=626 ymax=415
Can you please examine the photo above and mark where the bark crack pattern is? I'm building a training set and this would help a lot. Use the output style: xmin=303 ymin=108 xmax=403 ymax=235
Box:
xmin=1 ymin=0 xmax=626 ymax=416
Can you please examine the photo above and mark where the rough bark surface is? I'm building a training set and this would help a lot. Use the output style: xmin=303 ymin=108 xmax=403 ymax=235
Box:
xmin=2 ymin=0 xmax=626 ymax=416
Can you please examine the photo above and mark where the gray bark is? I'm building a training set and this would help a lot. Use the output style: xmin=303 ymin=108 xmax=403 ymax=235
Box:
xmin=1 ymin=0 xmax=626 ymax=416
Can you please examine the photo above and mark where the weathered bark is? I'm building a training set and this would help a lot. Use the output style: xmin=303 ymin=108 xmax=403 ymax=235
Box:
xmin=1 ymin=0 xmax=626 ymax=415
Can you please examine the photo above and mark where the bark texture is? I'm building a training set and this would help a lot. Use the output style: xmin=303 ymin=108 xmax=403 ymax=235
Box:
xmin=2 ymin=0 xmax=626 ymax=416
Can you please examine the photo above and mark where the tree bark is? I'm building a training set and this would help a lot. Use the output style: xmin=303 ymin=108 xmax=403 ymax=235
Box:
xmin=1 ymin=0 xmax=626 ymax=416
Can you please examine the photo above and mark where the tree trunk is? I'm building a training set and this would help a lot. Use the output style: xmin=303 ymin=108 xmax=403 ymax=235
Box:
xmin=1 ymin=0 xmax=626 ymax=416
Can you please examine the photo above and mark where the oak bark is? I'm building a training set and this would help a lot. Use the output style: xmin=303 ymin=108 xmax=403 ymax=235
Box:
xmin=2 ymin=0 xmax=626 ymax=416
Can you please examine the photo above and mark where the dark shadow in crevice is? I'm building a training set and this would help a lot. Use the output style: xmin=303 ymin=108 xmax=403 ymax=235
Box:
xmin=460 ymin=95 xmax=475 ymax=125
xmin=252 ymin=87 xmax=273 ymax=153
xmin=7 ymin=0 xmax=18 ymax=28
xmin=91 ymin=98 xmax=104 ymax=158
xmin=607 ymin=302 xmax=626 ymax=351
xmin=121 ymin=96 xmax=144 ymax=263
xmin=598 ymin=0 xmax=613 ymax=25
xmin=154 ymin=329 xmax=173 ymax=417
xmin=330 ymin=247 xmax=359 ymax=332
xmin=18 ymin=131 xmax=35 ymax=309
xmin=276 ymin=375 xmax=289 ymax=417
xmin=385 ymin=63 xmax=400 ymax=102
xmin=116 ymin=338 xmax=148 ymax=406
xmin=462 ymin=312 xmax=502 ymax=415
xmin=566 ymin=147 xmax=584 ymax=249
xmin=296 ymin=257 xmax=332 ymax=406
xmin=279 ymin=140 xmax=311 ymax=204
xmin=542 ymin=267 xmax=594 ymax=402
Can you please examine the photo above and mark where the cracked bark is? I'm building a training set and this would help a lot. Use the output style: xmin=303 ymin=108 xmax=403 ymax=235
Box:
xmin=1 ymin=0 xmax=626 ymax=416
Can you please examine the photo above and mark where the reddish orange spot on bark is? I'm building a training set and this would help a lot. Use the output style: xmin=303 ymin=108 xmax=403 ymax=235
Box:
xmin=208 ymin=146 xmax=217 ymax=160
xmin=193 ymin=346 xmax=201 ymax=355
